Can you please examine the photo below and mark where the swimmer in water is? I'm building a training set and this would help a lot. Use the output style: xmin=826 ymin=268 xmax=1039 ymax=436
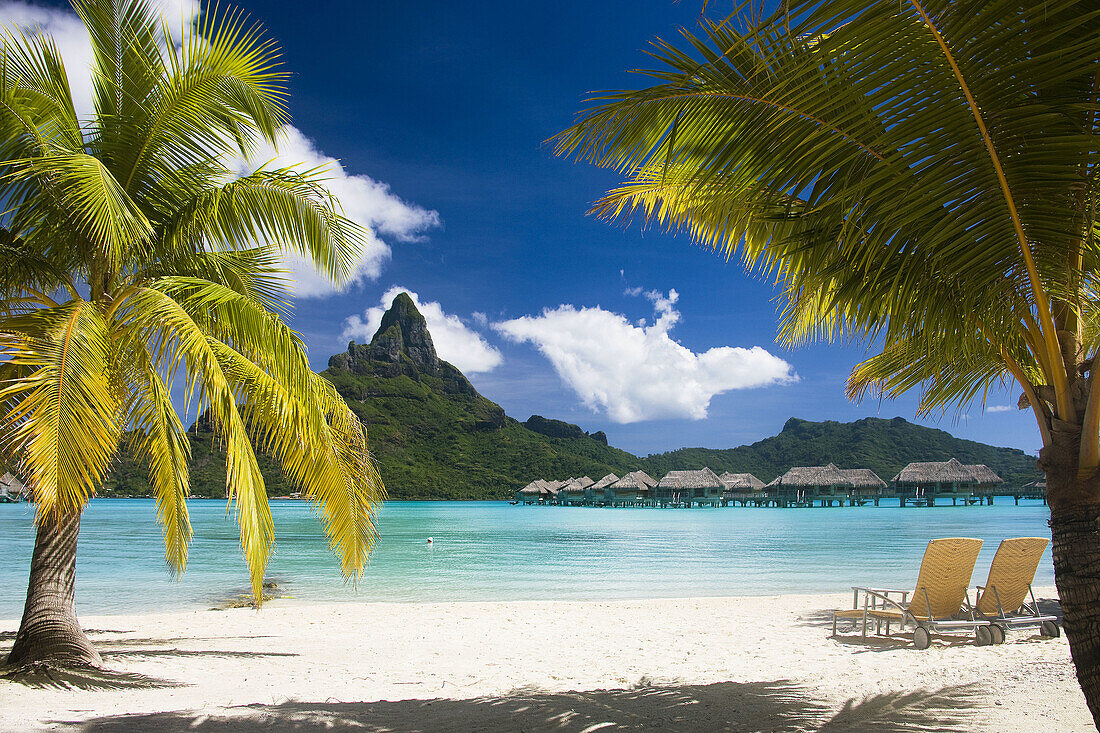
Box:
xmin=426 ymin=537 xmax=433 ymax=544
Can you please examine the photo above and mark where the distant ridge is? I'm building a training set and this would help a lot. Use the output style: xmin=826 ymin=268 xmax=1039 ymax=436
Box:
xmin=102 ymin=293 xmax=1042 ymax=499
xmin=636 ymin=416 xmax=1040 ymax=489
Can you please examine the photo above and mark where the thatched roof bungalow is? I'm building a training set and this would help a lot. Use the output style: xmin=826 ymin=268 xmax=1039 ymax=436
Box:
xmin=560 ymin=476 xmax=595 ymax=494
xmin=591 ymin=473 xmax=619 ymax=490
xmin=718 ymin=472 xmax=766 ymax=501
xmin=559 ymin=476 xmax=595 ymax=505
xmin=656 ymin=468 xmax=724 ymax=505
xmin=718 ymin=472 xmax=765 ymax=491
xmin=516 ymin=479 xmax=547 ymax=503
xmin=765 ymin=463 xmax=887 ymax=502
xmin=515 ymin=479 xmax=567 ymax=504
xmin=605 ymin=471 xmax=657 ymax=505
xmin=542 ymin=479 xmax=565 ymax=498
xmin=588 ymin=473 xmax=619 ymax=503
xmin=892 ymin=458 xmax=1003 ymax=498
xmin=0 ymin=472 xmax=23 ymax=502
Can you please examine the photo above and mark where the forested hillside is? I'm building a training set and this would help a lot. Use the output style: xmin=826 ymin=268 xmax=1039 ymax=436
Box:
xmin=102 ymin=294 xmax=1041 ymax=499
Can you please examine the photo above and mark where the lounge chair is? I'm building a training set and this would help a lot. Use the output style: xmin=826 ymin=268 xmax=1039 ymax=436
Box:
xmin=832 ymin=537 xmax=990 ymax=649
xmin=973 ymin=537 xmax=1060 ymax=643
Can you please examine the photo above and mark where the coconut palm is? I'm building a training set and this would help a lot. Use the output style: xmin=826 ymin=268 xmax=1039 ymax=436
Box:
xmin=0 ymin=0 xmax=383 ymax=668
xmin=556 ymin=0 xmax=1100 ymax=723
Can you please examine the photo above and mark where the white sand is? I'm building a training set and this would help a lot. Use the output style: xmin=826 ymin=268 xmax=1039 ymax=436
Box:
xmin=0 ymin=588 xmax=1091 ymax=732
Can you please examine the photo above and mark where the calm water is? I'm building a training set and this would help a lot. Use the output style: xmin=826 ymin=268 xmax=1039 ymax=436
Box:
xmin=0 ymin=499 xmax=1054 ymax=617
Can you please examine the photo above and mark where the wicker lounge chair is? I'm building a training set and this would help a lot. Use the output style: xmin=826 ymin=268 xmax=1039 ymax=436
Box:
xmin=832 ymin=537 xmax=990 ymax=649
xmin=973 ymin=537 xmax=1060 ymax=643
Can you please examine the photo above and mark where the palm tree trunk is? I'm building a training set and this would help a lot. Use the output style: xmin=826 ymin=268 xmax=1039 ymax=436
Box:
xmin=1044 ymin=429 xmax=1100 ymax=727
xmin=5 ymin=511 xmax=101 ymax=668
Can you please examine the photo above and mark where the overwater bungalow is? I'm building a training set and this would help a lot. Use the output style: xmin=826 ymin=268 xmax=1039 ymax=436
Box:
xmin=605 ymin=471 xmax=657 ymax=506
xmin=891 ymin=458 xmax=1003 ymax=506
xmin=588 ymin=473 xmax=619 ymax=505
xmin=765 ymin=463 xmax=887 ymax=507
xmin=0 ymin=472 xmax=24 ymax=503
xmin=515 ymin=479 xmax=564 ymax=505
xmin=718 ymin=472 xmax=766 ymax=506
xmin=655 ymin=468 xmax=724 ymax=507
xmin=516 ymin=479 xmax=546 ymax=505
xmin=559 ymin=476 xmax=595 ymax=506
xmin=542 ymin=479 xmax=566 ymax=504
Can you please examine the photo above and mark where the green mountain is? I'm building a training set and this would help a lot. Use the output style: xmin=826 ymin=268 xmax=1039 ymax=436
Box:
xmin=636 ymin=416 xmax=1041 ymax=488
xmin=102 ymin=292 xmax=1041 ymax=499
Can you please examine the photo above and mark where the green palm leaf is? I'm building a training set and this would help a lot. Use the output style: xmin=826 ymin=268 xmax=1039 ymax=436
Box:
xmin=1 ymin=0 xmax=383 ymax=610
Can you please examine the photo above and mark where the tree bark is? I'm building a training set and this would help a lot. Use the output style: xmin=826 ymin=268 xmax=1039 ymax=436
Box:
xmin=5 ymin=511 xmax=101 ymax=668
xmin=1043 ymin=426 xmax=1100 ymax=728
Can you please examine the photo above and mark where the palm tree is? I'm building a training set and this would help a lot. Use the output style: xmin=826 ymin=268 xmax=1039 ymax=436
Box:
xmin=0 ymin=0 xmax=383 ymax=668
xmin=556 ymin=0 xmax=1100 ymax=723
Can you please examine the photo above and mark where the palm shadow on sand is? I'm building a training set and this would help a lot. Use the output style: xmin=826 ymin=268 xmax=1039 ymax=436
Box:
xmin=0 ymin=632 xmax=299 ymax=691
xmin=1 ymin=663 xmax=179 ymax=691
xmin=61 ymin=680 xmax=981 ymax=732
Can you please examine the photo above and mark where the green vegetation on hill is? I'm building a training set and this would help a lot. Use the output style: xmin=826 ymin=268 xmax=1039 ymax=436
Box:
xmin=100 ymin=293 xmax=1041 ymax=500
xmin=636 ymin=416 xmax=1041 ymax=488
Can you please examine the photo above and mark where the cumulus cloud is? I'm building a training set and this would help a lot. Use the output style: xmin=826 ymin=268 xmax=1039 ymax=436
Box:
xmin=3 ymin=0 xmax=200 ymax=116
xmin=495 ymin=290 xmax=796 ymax=423
xmin=343 ymin=287 xmax=502 ymax=374
xmin=985 ymin=405 xmax=1014 ymax=413
xmin=3 ymin=1 xmax=439 ymax=299
xmin=229 ymin=127 xmax=440 ymax=297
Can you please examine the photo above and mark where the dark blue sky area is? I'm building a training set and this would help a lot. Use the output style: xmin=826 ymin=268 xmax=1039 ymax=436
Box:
xmin=225 ymin=0 xmax=1038 ymax=457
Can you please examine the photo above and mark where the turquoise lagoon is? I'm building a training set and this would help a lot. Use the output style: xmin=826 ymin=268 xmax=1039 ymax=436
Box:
xmin=0 ymin=499 xmax=1054 ymax=617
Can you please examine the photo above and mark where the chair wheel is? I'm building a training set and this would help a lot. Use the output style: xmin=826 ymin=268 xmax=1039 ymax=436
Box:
xmin=989 ymin=625 xmax=1005 ymax=645
xmin=913 ymin=626 xmax=931 ymax=649
xmin=1041 ymin=620 xmax=1061 ymax=638
xmin=975 ymin=626 xmax=992 ymax=646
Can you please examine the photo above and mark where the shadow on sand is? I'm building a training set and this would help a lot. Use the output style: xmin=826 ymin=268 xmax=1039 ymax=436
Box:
xmin=0 ymin=632 xmax=298 ymax=691
xmin=58 ymin=679 xmax=981 ymax=732
xmin=1 ymin=662 xmax=179 ymax=691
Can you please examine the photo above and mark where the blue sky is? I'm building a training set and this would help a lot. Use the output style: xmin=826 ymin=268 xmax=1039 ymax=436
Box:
xmin=6 ymin=0 xmax=1043 ymax=457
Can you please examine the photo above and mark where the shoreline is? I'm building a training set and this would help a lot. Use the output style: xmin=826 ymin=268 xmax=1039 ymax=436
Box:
xmin=1 ymin=589 xmax=1090 ymax=731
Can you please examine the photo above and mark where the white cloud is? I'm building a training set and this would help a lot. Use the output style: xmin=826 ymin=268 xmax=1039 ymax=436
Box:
xmin=986 ymin=405 xmax=1014 ymax=413
xmin=230 ymin=127 xmax=440 ymax=297
xmin=343 ymin=287 xmax=502 ymax=374
xmin=3 ymin=0 xmax=200 ymax=117
xmin=495 ymin=290 xmax=796 ymax=423
xmin=471 ymin=312 xmax=489 ymax=327
xmin=3 ymin=1 xmax=439 ymax=299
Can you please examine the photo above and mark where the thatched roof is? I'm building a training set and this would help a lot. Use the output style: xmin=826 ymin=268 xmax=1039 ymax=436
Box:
xmin=560 ymin=476 xmax=595 ymax=493
xmin=970 ymin=464 xmax=1004 ymax=485
xmin=892 ymin=458 xmax=1003 ymax=486
xmin=718 ymin=472 xmax=765 ymax=491
xmin=590 ymin=473 xmax=619 ymax=490
xmin=518 ymin=480 xmax=546 ymax=495
xmin=765 ymin=463 xmax=885 ymax=489
xmin=609 ymin=470 xmax=657 ymax=491
xmin=844 ymin=469 xmax=888 ymax=489
xmin=658 ymin=468 xmax=722 ymax=489
xmin=519 ymin=479 xmax=568 ymax=495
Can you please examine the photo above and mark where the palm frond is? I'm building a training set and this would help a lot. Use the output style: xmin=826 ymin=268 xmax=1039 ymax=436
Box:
xmin=0 ymin=301 xmax=122 ymax=519
xmin=116 ymin=286 xmax=273 ymax=601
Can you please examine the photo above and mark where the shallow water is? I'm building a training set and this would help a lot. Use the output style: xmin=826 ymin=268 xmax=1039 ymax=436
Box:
xmin=0 ymin=499 xmax=1054 ymax=617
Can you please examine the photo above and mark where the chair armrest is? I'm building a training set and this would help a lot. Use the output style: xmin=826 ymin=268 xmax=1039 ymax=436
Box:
xmin=850 ymin=587 xmax=910 ymax=613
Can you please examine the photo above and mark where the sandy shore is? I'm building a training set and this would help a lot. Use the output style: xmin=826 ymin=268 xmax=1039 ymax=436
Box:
xmin=0 ymin=589 xmax=1091 ymax=732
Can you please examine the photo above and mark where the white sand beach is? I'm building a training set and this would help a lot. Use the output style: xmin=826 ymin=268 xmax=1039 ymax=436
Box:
xmin=0 ymin=589 xmax=1090 ymax=732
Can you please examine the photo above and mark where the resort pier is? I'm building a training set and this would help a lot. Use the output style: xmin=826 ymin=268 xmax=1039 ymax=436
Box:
xmin=514 ymin=459 xmax=1043 ymax=508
